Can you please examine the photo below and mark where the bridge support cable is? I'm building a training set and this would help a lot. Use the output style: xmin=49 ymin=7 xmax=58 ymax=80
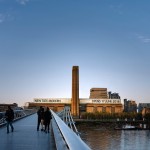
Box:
xmin=51 ymin=109 xmax=91 ymax=150
xmin=59 ymin=106 xmax=79 ymax=135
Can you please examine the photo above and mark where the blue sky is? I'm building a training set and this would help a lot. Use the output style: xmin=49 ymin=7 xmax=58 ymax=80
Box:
xmin=0 ymin=0 xmax=150 ymax=106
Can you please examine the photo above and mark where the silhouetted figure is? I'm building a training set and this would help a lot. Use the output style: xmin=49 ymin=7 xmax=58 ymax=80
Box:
xmin=37 ymin=106 xmax=43 ymax=131
xmin=40 ymin=107 xmax=45 ymax=131
xmin=5 ymin=106 xmax=14 ymax=134
xmin=44 ymin=107 xmax=52 ymax=133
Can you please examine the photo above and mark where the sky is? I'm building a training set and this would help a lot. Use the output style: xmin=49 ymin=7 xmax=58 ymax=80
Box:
xmin=0 ymin=0 xmax=150 ymax=107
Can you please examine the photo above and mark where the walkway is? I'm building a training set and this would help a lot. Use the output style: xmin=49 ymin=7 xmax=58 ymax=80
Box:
xmin=0 ymin=114 xmax=56 ymax=150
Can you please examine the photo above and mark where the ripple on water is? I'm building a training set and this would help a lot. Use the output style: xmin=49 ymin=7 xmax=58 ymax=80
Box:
xmin=77 ymin=125 xmax=150 ymax=150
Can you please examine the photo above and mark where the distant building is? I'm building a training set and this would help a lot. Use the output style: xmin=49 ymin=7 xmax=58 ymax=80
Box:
xmin=124 ymin=99 xmax=137 ymax=112
xmin=27 ymin=66 xmax=123 ymax=115
xmin=138 ymin=103 xmax=150 ymax=113
xmin=0 ymin=103 xmax=18 ymax=112
xmin=89 ymin=88 xmax=121 ymax=99
xmin=141 ymin=108 xmax=150 ymax=117
xmin=108 ymin=91 xmax=120 ymax=99
xmin=89 ymin=88 xmax=108 ymax=99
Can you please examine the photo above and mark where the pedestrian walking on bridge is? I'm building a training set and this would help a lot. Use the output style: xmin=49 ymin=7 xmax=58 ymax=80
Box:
xmin=37 ymin=106 xmax=45 ymax=131
xmin=44 ymin=107 xmax=52 ymax=133
xmin=5 ymin=106 xmax=14 ymax=134
xmin=37 ymin=106 xmax=43 ymax=131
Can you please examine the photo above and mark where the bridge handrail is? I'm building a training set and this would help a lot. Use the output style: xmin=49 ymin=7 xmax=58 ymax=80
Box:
xmin=51 ymin=109 xmax=91 ymax=150
xmin=0 ymin=109 xmax=36 ymax=126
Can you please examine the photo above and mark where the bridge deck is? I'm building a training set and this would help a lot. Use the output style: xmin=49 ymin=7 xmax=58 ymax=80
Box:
xmin=0 ymin=114 xmax=56 ymax=150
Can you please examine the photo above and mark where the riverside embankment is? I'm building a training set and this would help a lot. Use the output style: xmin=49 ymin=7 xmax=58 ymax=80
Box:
xmin=75 ymin=119 xmax=150 ymax=130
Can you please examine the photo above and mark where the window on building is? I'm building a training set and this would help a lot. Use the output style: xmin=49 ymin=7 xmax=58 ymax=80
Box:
xmin=111 ymin=107 xmax=115 ymax=113
xmin=102 ymin=107 xmax=106 ymax=113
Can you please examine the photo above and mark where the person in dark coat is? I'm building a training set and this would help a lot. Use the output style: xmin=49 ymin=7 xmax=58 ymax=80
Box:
xmin=40 ymin=107 xmax=45 ymax=131
xmin=44 ymin=107 xmax=52 ymax=133
xmin=37 ymin=106 xmax=43 ymax=131
xmin=5 ymin=106 xmax=14 ymax=134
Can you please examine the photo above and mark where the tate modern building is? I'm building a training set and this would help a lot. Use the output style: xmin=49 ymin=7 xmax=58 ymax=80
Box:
xmin=27 ymin=66 xmax=123 ymax=116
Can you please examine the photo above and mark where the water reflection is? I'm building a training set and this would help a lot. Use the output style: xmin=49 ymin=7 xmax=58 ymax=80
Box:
xmin=77 ymin=124 xmax=150 ymax=150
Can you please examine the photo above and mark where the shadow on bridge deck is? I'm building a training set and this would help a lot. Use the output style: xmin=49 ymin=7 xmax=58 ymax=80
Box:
xmin=0 ymin=114 xmax=56 ymax=150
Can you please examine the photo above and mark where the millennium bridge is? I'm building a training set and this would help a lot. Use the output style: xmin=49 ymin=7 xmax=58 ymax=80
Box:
xmin=0 ymin=107 xmax=91 ymax=150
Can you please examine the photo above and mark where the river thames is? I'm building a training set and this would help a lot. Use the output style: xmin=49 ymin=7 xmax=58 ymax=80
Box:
xmin=77 ymin=124 xmax=150 ymax=150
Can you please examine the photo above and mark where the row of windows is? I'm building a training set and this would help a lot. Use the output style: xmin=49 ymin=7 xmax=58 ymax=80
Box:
xmin=87 ymin=106 xmax=120 ymax=113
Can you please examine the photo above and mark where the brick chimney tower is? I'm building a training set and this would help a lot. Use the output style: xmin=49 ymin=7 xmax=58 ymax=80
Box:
xmin=71 ymin=66 xmax=79 ymax=117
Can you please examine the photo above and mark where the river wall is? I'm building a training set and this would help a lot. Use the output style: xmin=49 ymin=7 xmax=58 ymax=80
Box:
xmin=75 ymin=119 xmax=150 ymax=129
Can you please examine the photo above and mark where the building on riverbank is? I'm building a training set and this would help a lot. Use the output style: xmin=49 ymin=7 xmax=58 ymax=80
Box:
xmin=138 ymin=103 xmax=150 ymax=117
xmin=26 ymin=97 xmax=123 ymax=114
xmin=0 ymin=103 xmax=18 ymax=112
xmin=138 ymin=103 xmax=150 ymax=113
xmin=141 ymin=107 xmax=150 ymax=117
xmin=124 ymin=99 xmax=137 ymax=112
xmin=26 ymin=66 xmax=123 ymax=116
xmin=89 ymin=88 xmax=108 ymax=99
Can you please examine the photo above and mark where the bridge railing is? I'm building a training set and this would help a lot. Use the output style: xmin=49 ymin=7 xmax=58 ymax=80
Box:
xmin=0 ymin=109 xmax=36 ymax=126
xmin=57 ymin=106 xmax=79 ymax=135
xmin=51 ymin=107 xmax=91 ymax=150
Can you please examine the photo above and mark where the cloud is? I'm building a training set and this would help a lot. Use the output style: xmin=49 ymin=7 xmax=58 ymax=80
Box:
xmin=0 ymin=13 xmax=14 ymax=24
xmin=0 ymin=13 xmax=6 ymax=23
xmin=16 ymin=0 xmax=29 ymax=5
xmin=136 ymin=34 xmax=150 ymax=43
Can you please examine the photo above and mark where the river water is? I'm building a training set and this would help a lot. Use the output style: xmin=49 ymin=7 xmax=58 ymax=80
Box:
xmin=77 ymin=124 xmax=150 ymax=150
